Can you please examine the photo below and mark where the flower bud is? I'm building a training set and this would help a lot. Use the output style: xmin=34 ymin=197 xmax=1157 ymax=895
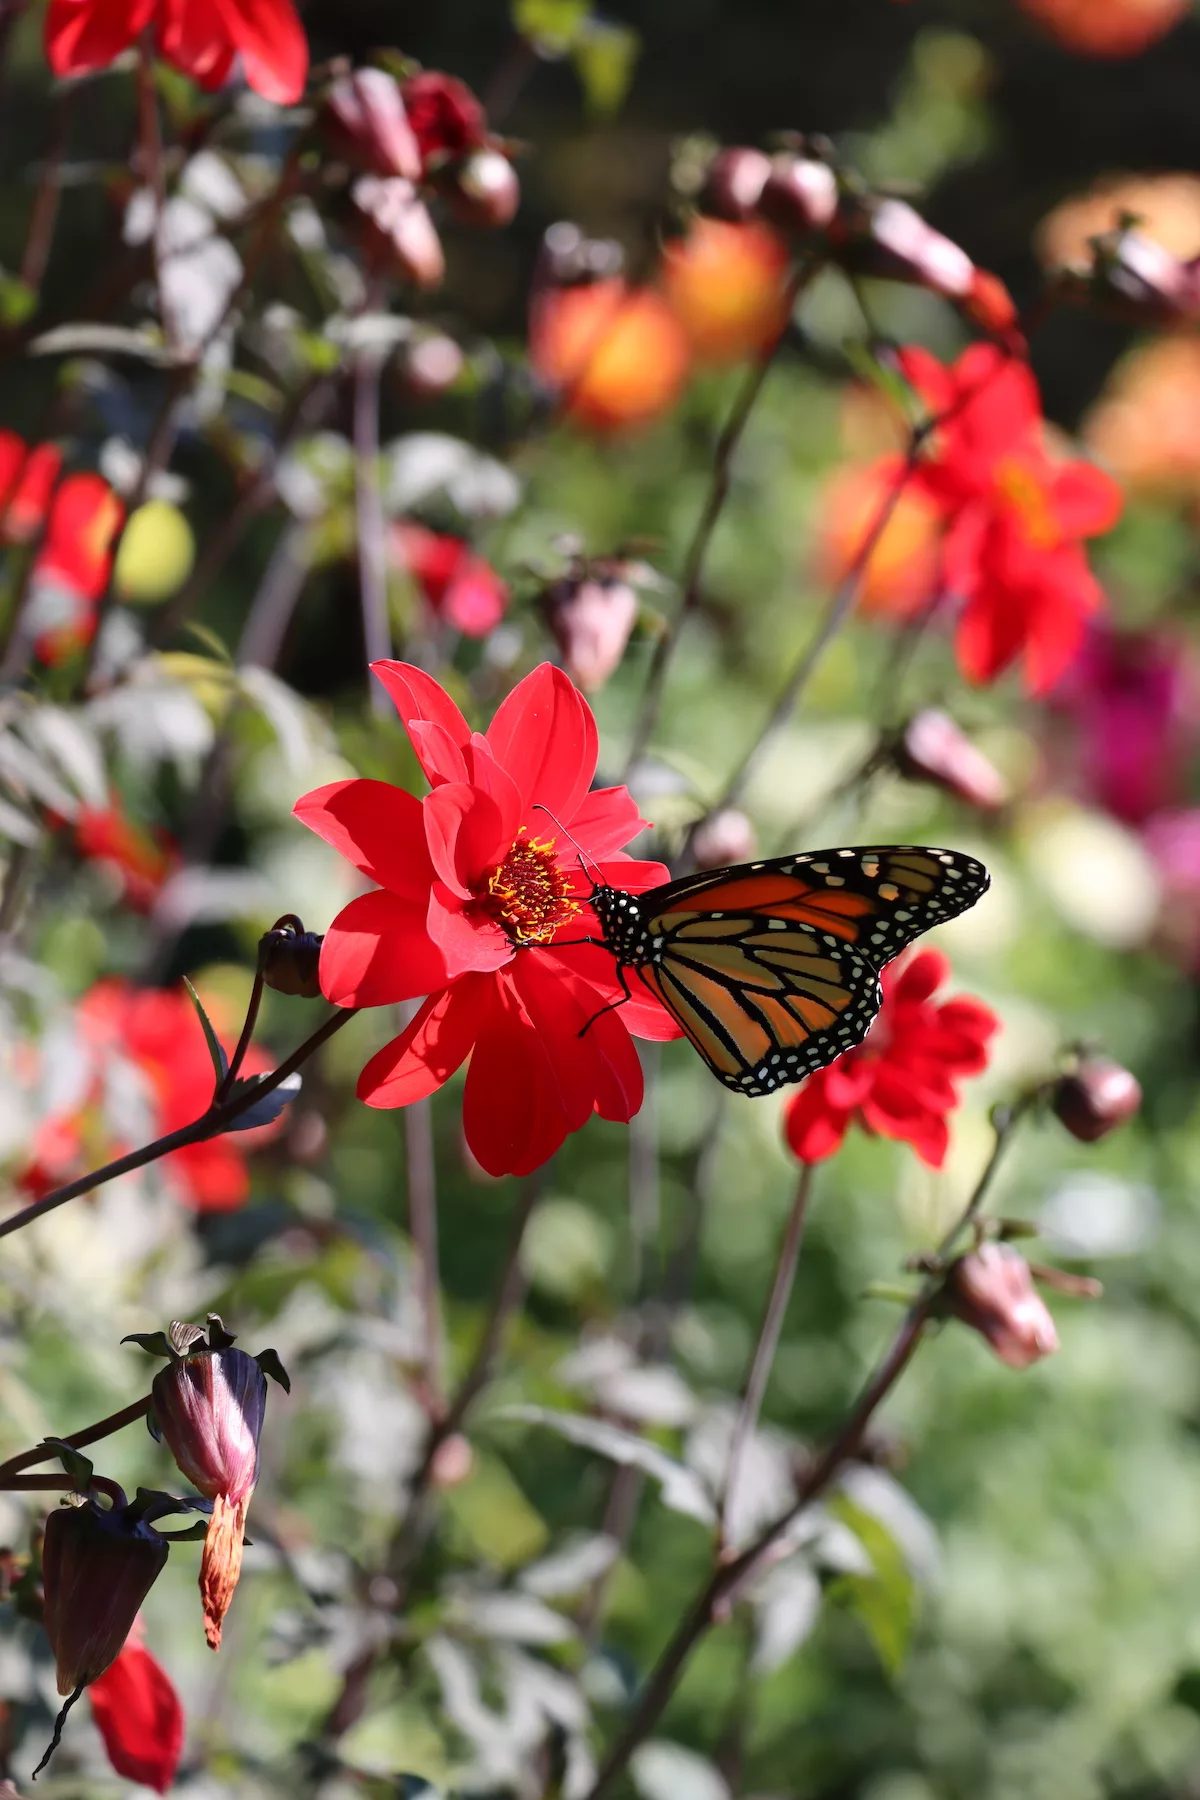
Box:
xmin=544 ymin=573 xmax=638 ymax=691
xmin=323 ymin=67 xmax=422 ymax=180
xmin=446 ymin=149 xmax=520 ymax=229
xmin=260 ymin=919 xmax=323 ymax=999
xmin=430 ymin=1433 xmax=474 ymax=1488
xmin=862 ymin=198 xmax=975 ymax=298
xmin=758 ymin=153 xmax=838 ymax=234
xmin=400 ymin=70 xmax=489 ymax=172
xmin=42 ymin=1498 xmax=168 ymax=1695
xmin=701 ymin=147 xmax=772 ymax=221
xmin=896 ymin=709 xmax=1010 ymax=810
xmin=946 ymin=1243 xmax=1059 ymax=1369
xmin=1053 ymin=1055 xmax=1142 ymax=1143
xmin=353 ymin=176 xmax=445 ymax=289
xmin=691 ymin=807 xmax=757 ymax=869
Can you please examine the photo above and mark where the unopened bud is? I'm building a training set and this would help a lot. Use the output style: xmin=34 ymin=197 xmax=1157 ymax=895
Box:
xmin=42 ymin=1497 xmax=168 ymax=1695
xmin=692 ymin=807 xmax=757 ymax=869
xmin=702 ymin=147 xmax=772 ymax=221
xmin=544 ymin=574 xmax=638 ymax=691
xmin=945 ymin=1243 xmax=1059 ymax=1369
xmin=758 ymin=154 xmax=838 ymax=235
xmin=446 ymin=149 xmax=520 ymax=229
xmin=1053 ymin=1055 xmax=1142 ymax=1143
xmin=353 ymin=176 xmax=445 ymax=289
xmin=865 ymin=198 xmax=975 ymax=298
xmin=430 ymin=1433 xmax=474 ymax=1488
xmin=323 ymin=67 xmax=422 ymax=180
xmin=260 ymin=918 xmax=323 ymax=999
xmin=896 ymin=709 xmax=1009 ymax=810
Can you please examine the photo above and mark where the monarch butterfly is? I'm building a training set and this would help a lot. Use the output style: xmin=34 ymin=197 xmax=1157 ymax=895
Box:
xmin=588 ymin=845 xmax=990 ymax=1097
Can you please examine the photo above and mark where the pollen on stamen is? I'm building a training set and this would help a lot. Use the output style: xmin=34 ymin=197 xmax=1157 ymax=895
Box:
xmin=479 ymin=831 xmax=582 ymax=946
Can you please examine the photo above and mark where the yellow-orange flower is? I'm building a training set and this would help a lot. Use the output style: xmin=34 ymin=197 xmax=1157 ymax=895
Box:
xmin=1037 ymin=173 xmax=1200 ymax=269
xmin=531 ymin=279 xmax=691 ymax=434
xmin=1084 ymin=336 xmax=1200 ymax=497
xmin=817 ymin=455 xmax=944 ymax=617
xmin=1017 ymin=0 xmax=1188 ymax=57
xmin=660 ymin=218 xmax=791 ymax=365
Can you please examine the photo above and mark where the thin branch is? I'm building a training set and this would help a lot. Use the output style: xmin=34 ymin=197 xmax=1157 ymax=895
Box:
xmin=404 ymin=1099 xmax=443 ymax=1412
xmin=18 ymin=90 xmax=69 ymax=296
xmin=353 ymin=338 xmax=391 ymax=716
xmin=137 ymin=33 xmax=176 ymax=353
xmin=719 ymin=1162 xmax=815 ymax=1548
xmin=0 ymin=1394 xmax=153 ymax=1482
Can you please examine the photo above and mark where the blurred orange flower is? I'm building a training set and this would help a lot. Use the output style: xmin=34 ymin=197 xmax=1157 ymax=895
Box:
xmin=661 ymin=218 xmax=791 ymax=365
xmin=531 ymin=279 xmax=691 ymax=433
xmin=1016 ymin=0 xmax=1188 ymax=57
xmin=1084 ymin=335 xmax=1200 ymax=497
xmin=817 ymin=454 xmax=944 ymax=617
xmin=1038 ymin=173 xmax=1200 ymax=270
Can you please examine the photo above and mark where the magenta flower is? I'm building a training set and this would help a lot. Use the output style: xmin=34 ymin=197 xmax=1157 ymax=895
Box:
xmin=1053 ymin=624 xmax=1200 ymax=824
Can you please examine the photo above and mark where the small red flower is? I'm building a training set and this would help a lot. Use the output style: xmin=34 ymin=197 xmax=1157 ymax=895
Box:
xmin=89 ymin=1633 xmax=184 ymax=1794
xmin=45 ymin=0 xmax=308 ymax=104
xmin=393 ymin=523 xmax=508 ymax=638
xmin=74 ymin=798 xmax=179 ymax=913
xmin=29 ymin=472 xmax=125 ymax=665
xmin=0 ymin=433 xmax=62 ymax=542
xmin=399 ymin=71 xmax=489 ymax=171
xmin=295 ymin=661 xmax=681 ymax=1177
xmin=783 ymin=948 xmax=997 ymax=1169
xmin=902 ymin=343 xmax=1124 ymax=694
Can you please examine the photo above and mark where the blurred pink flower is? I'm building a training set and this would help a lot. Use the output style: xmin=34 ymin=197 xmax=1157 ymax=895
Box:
xmin=1143 ymin=808 xmax=1200 ymax=969
xmin=1053 ymin=624 xmax=1200 ymax=823
xmin=946 ymin=1243 xmax=1060 ymax=1369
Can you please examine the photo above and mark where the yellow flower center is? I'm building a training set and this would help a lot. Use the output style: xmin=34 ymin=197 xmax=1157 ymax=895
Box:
xmin=479 ymin=831 xmax=581 ymax=946
xmin=995 ymin=457 xmax=1059 ymax=549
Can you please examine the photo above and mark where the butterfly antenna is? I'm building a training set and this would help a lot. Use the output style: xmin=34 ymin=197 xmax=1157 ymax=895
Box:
xmin=532 ymin=803 xmax=605 ymax=891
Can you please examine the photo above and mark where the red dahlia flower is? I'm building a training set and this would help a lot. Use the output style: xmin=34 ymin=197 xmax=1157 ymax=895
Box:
xmin=74 ymin=798 xmax=179 ymax=912
xmin=45 ymin=0 xmax=308 ymax=104
xmin=393 ymin=523 xmax=508 ymax=638
xmin=89 ymin=1632 xmax=184 ymax=1794
xmin=784 ymin=948 xmax=997 ymax=1169
xmin=902 ymin=343 xmax=1123 ymax=694
xmin=295 ymin=661 xmax=680 ymax=1176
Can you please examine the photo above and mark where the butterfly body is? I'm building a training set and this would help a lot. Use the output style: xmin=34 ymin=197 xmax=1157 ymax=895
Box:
xmin=591 ymin=845 xmax=990 ymax=1097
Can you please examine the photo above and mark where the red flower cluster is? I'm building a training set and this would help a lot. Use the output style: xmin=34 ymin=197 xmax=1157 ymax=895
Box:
xmin=45 ymin=0 xmax=308 ymax=103
xmin=22 ymin=980 xmax=280 ymax=1211
xmin=784 ymin=948 xmax=997 ymax=1169
xmin=89 ymin=1632 xmax=184 ymax=1794
xmin=0 ymin=433 xmax=124 ymax=664
xmin=393 ymin=523 xmax=508 ymax=638
xmin=296 ymin=661 xmax=680 ymax=1176
xmin=903 ymin=344 xmax=1124 ymax=694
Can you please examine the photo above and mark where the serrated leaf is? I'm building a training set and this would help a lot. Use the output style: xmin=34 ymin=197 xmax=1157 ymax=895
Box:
xmin=43 ymin=1440 xmax=94 ymax=1492
xmin=183 ymin=977 xmax=228 ymax=1093
xmin=255 ymin=1348 xmax=291 ymax=1392
xmin=224 ymin=1069 xmax=301 ymax=1131
xmin=495 ymin=1405 xmax=715 ymax=1525
xmin=121 ymin=1331 xmax=175 ymax=1359
xmin=827 ymin=1495 xmax=915 ymax=1677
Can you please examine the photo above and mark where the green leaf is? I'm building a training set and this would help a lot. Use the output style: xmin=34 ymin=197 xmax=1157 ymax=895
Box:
xmin=512 ymin=0 xmax=589 ymax=55
xmin=121 ymin=1331 xmax=176 ymax=1359
xmin=571 ymin=17 xmax=640 ymax=116
xmin=828 ymin=1495 xmax=915 ymax=1676
xmin=182 ymin=621 xmax=234 ymax=665
xmin=183 ymin=978 xmax=228 ymax=1094
xmin=43 ymin=1440 xmax=94 ymax=1493
xmin=0 ymin=273 xmax=35 ymax=327
xmin=255 ymin=1348 xmax=291 ymax=1393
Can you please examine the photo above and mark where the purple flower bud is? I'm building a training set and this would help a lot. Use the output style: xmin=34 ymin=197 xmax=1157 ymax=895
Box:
xmin=896 ymin=709 xmax=1010 ymax=810
xmin=946 ymin=1243 xmax=1060 ymax=1369
xmin=1053 ymin=1056 xmax=1143 ymax=1143
xmin=701 ymin=147 xmax=772 ymax=221
xmin=544 ymin=573 xmax=638 ymax=692
xmin=42 ymin=1498 xmax=168 ymax=1695
xmin=758 ymin=154 xmax=838 ymax=234
xmin=260 ymin=921 xmax=323 ymax=999
xmin=152 ymin=1348 xmax=266 ymax=1506
xmin=323 ymin=67 xmax=423 ymax=181
xmin=445 ymin=149 xmax=520 ymax=229
xmin=353 ymin=176 xmax=445 ymax=289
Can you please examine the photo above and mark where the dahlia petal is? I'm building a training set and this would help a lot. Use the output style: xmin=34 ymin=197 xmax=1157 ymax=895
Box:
xmin=547 ymin=942 xmax=684 ymax=1040
xmin=487 ymin=663 xmax=598 ymax=825
xmin=936 ymin=996 xmax=1000 ymax=1044
xmin=952 ymin=344 xmax=1041 ymax=459
xmin=293 ymin=778 xmax=434 ymax=899
xmin=46 ymin=0 xmax=155 ymax=75
xmin=427 ymin=882 xmax=513 ymax=977
xmin=89 ymin=1640 xmax=184 ymax=1795
xmin=515 ymin=950 xmax=644 ymax=1124
xmin=158 ymin=0 xmax=235 ymax=86
xmin=897 ymin=346 xmax=957 ymax=417
xmin=461 ymin=737 xmax=523 ymax=848
xmin=357 ymin=979 xmax=482 ymax=1107
xmin=372 ymin=659 xmax=472 ymax=782
xmin=568 ymin=785 xmax=651 ymax=857
xmin=955 ymin=576 xmax=1031 ymax=686
xmin=424 ymin=782 xmax=507 ymax=894
xmin=862 ymin=1091 xmax=949 ymax=1168
xmin=1021 ymin=554 xmax=1099 ymax=695
xmin=1051 ymin=461 xmax=1124 ymax=540
xmin=783 ymin=1077 xmax=851 ymax=1164
xmin=0 ymin=430 xmax=26 ymax=509
xmin=941 ymin=505 xmax=990 ymax=598
xmin=319 ymin=889 xmax=450 ymax=1007
xmin=885 ymin=948 xmax=949 ymax=1007
xmin=462 ymin=975 xmax=557 ymax=1176
xmin=210 ymin=0 xmax=308 ymax=103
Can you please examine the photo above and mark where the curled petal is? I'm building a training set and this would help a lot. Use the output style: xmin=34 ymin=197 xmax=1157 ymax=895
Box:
xmin=200 ymin=1491 xmax=250 ymax=1650
xmin=208 ymin=0 xmax=309 ymax=104
xmin=357 ymin=979 xmax=483 ymax=1107
xmin=46 ymin=0 xmax=156 ymax=75
xmin=1051 ymin=461 xmax=1124 ymax=539
xmin=372 ymin=659 xmax=473 ymax=783
xmin=424 ymin=781 xmax=508 ymax=895
xmin=426 ymin=881 xmax=513 ymax=977
xmin=487 ymin=663 xmax=598 ymax=826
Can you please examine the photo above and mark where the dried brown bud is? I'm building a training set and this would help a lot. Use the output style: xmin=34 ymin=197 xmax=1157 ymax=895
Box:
xmin=758 ymin=153 xmax=838 ymax=235
xmin=691 ymin=807 xmax=758 ymax=869
xmin=701 ymin=147 xmax=772 ymax=221
xmin=323 ymin=68 xmax=422 ymax=180
xmin=1053 ymin=1056 xmax=1142 ymax=1143
xmin=446 ymin=149 xmax=520 ymax=228
xmin=42 ymin=1498 xmax=168 ymax=1695
xmin=544 ymin=573 xmax=638 ymax=692
xmin=896 ymin=709 xmax=1009 ymax=810
xmin=945 ymin=1244 xmax=1059 ymax=1369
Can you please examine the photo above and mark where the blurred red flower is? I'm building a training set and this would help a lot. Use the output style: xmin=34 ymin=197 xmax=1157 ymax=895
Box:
xmin=74 ymin=798 xmax=179 ymax=912
xmin=295 ymin=660 xmax=680 ymax=1176
xmin=400 ymin=71 xmax=489 ymax=170
xmin=22 ymin=980 xmax=280 ymax=1211
xmin=45 ymin=0 xmax=308 ymax=103
xmin=784 ymin=948 xmax=997 ymax=1169
xmin=0 ymin=432 xmax=62 ymax=542
xmin=89 ymin=1634 xmax=184 ymax=1794
xmin=393 ymin=523 xmax=508 ymax=638
xmin=0 ymin=436 xmax=124 ymax=664
xmin=531 ymin=279 xmax=692 ymax=434
xmin=903 ymin=343 xmax=1123 ymax=694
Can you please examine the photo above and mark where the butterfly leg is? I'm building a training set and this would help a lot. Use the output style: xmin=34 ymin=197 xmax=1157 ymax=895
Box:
xmin=577 ymin=961 xmax=633 ymax=1038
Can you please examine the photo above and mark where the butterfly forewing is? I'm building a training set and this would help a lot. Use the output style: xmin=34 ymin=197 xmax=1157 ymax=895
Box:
xmin=595 ymin=845 xmax=989 ymax=1098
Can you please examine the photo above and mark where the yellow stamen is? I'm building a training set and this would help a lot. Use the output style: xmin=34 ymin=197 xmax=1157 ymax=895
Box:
xmin=479 ymin=830 xmax=581 ymax=946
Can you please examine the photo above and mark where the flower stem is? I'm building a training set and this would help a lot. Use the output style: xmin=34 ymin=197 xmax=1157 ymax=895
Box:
xmin=353 ymin=288 xmax=392 ymax=717
xmin=719 ymin=1162 xmax=815 ymax=1549
xmin=0 ymin=1008 xmax=355 ymax=1240
xmin=0 ymin=1394 xmax=153 ymax=1483
xmin=404 ymin=1098 xmax=444 ymax=1412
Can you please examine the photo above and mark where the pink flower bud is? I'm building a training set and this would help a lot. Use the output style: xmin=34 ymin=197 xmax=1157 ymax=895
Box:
xmin=691 ymin=807 xmax=758 ymax=868
xmin=545 ymin=574 xmax=638 ymax=691
xmin=446 ymin=149 xmax=520 ymax=229
xmin=42 ymin=1499 xmax=168 ymax=1695
xmin=353 ymin=176 xmax=445 ymax=289
xmin=758 ymin=154 xmax=838 ymax=234
xmin=867 ymin=199 xmax=975 ymax=298
xmin=430 ymin=1433 xmax=474 ymax=1488
xmin=323 ymin=68 xmax=422 ymax=180
xmin=404 ymin=332 xmax=466 ymax=398
xmin=1053 ymin=1056 xmax=1142 ymax=1142
xmin=946 ymin=1243 xmax=1060 ymax=1369
xmin=896 ymin=709 xmax=1010 ymax=810
xmin=702 ymin=147 xmax=772 ymax=221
